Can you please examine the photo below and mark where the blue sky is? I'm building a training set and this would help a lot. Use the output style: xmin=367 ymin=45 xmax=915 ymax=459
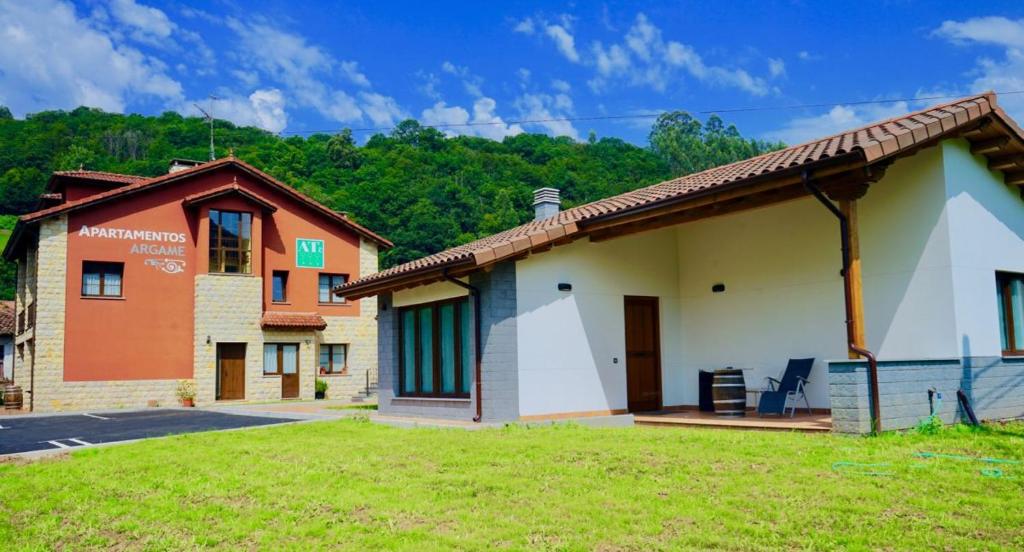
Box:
xmin=2 ymin=1 xmax=1024 ymax=145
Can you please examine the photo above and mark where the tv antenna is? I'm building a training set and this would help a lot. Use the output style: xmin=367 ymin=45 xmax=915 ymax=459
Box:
xmin=194 ymin=95 xmax=220 ymax=161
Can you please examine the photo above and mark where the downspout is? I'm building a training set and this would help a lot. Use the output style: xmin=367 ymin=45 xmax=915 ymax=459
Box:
xmin=802 ymin=171 xmax=882 ymax=434
xmin=443 ymin=269 xmax=483 ymax=423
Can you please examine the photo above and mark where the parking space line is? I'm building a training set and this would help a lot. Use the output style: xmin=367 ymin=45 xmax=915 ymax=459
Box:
xmin=66 ymin=438 xmax=92 ymax=446
xmin=82 ymin=413 xmax=111 ymax=420
xmin=46 ymin=440 xmax=72 ymax=449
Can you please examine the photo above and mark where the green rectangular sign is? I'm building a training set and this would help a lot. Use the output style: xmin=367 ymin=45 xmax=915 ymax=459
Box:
xmin=296 ymin=238 xmax=325 ymax=269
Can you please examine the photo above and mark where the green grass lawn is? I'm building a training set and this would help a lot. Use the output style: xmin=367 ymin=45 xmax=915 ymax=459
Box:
xmin=2 ymin=419 xmax=1023 ymax=550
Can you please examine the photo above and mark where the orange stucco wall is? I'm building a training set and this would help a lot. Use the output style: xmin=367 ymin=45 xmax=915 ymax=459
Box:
xmin=63 ymin=165 xmax=365 ymax=381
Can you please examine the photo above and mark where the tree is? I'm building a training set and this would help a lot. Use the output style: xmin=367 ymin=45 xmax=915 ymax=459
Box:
xmin=0 ymin=167 xmax=45 ymax=214
xmin=326 ymin=129 xmax=362 ymax=169
xmin=649 ymin=111 xmax=783 ymax=176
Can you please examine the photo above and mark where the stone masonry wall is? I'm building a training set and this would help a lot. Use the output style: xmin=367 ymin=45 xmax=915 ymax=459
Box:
xmin=829 ymin=357 xmax=1024 ymax=433
xmin=27 ymin=216 xmax=183 ymax=412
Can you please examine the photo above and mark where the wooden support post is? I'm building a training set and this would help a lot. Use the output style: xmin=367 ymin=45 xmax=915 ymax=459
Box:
xmin=840 ymin=199 xmax=866 ymax=359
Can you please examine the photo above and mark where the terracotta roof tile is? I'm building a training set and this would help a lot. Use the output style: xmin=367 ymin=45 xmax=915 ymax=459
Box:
xmin=16 ymin=157 xmax=391 ymax=249
xmin=52 ymin=170 xmax=147 ymax=185
xmin=341 ymin=93 xmax=1013 ymax=296
xmin=260 ymin=312 xmax=327 ymax=331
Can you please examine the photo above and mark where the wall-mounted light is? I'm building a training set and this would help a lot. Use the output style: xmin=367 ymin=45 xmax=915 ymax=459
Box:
xmin=557 ymin=282 xmax=573 ymax=292
xmin=712 ymin=283 xmax=726 ymax=293
xmin=206 ymin=335 xmax=212 ymax=345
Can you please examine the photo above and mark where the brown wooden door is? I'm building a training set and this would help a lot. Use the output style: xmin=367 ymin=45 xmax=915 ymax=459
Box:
xmin=624 ymin=296 xmax=662 ymax=412
xmin=217 ymin=343 xmax=246 ymax=400
xmin=280 ymin=344 xmax=300 ymax=399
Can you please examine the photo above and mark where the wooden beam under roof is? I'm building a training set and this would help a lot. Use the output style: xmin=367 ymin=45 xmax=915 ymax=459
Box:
xmin=970 ymin=136 xmax=1011 ymax=155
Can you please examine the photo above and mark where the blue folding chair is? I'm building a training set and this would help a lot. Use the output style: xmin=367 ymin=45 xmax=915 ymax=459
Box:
xmin=757 ymin=358 xmax=814 ymax=417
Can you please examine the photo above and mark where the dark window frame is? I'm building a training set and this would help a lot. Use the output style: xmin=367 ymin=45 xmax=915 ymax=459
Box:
xmin=319 ymin=343 xmax=348 ymax=375
xmin=209 ymin=209 xmax=253 ymax=274
xmin=263 ymin=342 xmax=300 ymax=376
xmin=997 ymin=271 xmax=1024 ymax=356
xmin=398 ymin=297 xmax=470 ymax=398
xmin=272 ymin=270 xmax=289 ymax=303
xmin=81 ymin=261 xmax=124 ymax=297
xmin=318 ymin=273 xmax=348 ymax=304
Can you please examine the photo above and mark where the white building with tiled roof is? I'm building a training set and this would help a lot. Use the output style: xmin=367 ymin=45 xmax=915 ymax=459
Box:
xmin=340 ymin=93 xmax=1024 ymax=433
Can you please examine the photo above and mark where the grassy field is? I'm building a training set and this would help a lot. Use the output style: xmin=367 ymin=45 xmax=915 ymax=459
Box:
xmin=1 ymin=419 xmax=1022 ymax=550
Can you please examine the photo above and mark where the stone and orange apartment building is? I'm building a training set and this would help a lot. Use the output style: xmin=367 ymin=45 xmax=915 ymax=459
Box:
xmin=3 ymin=157 xmax=391 ymax=412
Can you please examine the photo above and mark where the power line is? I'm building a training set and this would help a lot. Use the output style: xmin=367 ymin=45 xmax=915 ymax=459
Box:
xmin=276 ymin=90 xmax=1024 ymax=136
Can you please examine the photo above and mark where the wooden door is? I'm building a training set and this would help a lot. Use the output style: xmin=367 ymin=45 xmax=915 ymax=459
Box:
xmin=217 ymin=343 xmax=246 ymax=400
xmin=277 ymin=343 xmax=300 ymax=399
xmin=624 ymin=296 xmax=662 ymax=412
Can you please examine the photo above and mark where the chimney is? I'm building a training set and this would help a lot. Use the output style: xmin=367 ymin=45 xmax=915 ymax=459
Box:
xmin=533 ymin=187 xmax=560 ymax=220
xmin=168 ymin=158 xmax=204 ymax=174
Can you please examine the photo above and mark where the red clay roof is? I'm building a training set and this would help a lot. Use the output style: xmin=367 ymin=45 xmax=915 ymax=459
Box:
xmin=16 ymin=157 xmax=391 ymax=249
xmin=0 ymin=301 xmax=14 ymax=335
xmin=51 ymin=170 xmax=148 ymax=185
xmin=341 ymin=92 xmax=1022 ymax=297
xmin=183 ymin=183 xmax=279 ymax=213
xmin=260 ymin=311 xmax=327 ymax=331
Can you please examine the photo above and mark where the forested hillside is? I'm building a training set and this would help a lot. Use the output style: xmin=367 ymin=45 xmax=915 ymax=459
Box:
xmin=0 ymin=105 xmax=781 ymax=299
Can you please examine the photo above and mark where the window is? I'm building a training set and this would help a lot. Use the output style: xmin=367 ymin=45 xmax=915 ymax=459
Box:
xmin=263 ymin=343 xmax=299 ymax=375
xmin=997 ymin=272 xmax=1024 ymax=355
xmin=318 ymin=273 xmax=347 ymax=303
xmin=399 ymin=298 xmax=472 ymax=398
xmin=319 ymin=344 xmax=348 ymax=374
xmin=209 ymin=209 xmax=252 ymax=273
xmin=82 ymin=261 xmax=123 ymax=297
xmin=272 ymin=271 xmax=288 ymax=303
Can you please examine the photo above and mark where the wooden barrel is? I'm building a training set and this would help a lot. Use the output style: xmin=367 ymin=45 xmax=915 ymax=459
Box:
xmin=3 ymin=385 xmax=23 ymax=410
xmin=712 ymin=369 xmax=746 ymax=416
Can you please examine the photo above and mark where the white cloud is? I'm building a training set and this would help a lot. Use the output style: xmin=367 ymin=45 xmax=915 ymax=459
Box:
xmin=0 ymin=0 xmax=183 ymax=116
xmin=768 ymin=58 xmax=786 ymax=78
xmin=439 ymin=61 xmax=484 ymax=97
xmin=933 ymin=16 xmax=1024 ymax=120
xmin=764 ymin=102 xmax=909 ymax=145
xmin=340 ymin=61 xmax=371 ymax=88
xmin=515 ymin=92 xmax=578 ymax=140
xmin=421 ymin=98 xmax=522 ymax=140
xmin=359 ymin=91 xmax=407 ymax=126
xmin=586 ymin=13 xmax=770 ymax=95
xmin=513 ymin=17 xmax=535 ymax=35
xmin=934 ymin=16 xmax=1024 ymax=49
xmin=797 ymin=50 xmax=821 ymax=61
xmin=515 ymin=14 xmax=580 ymax=63
xmin=108 ymin=0 xmax=174 ymax=44
xmin=551 ymin=79 xmax=571 ymax=93
xmin=544 ymin=22 xmax=579 ymax=63
xmin=224 ymin=17 xmax=402 ymax=126
xmin=187 ymin=89 xmax=288 ymax=133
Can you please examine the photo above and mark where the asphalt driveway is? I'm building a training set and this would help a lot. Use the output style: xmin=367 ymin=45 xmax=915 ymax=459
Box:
xmin=0 ymin=409 xmax=293 ymax=455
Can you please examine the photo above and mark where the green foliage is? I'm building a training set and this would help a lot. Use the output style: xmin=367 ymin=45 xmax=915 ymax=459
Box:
xmin=649 ymin=112 xmax=784 ymax=176
xmin=0 ymin=105 xmax=779 ymax=297
xmin=915 ymin=414 xmax=946 ymax=435
xmin=315 ymin=378 xmax=328 ymax=394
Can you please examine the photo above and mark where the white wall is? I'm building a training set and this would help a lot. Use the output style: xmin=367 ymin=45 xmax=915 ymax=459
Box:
xmin=1 ymin=337 xmax=11 ymax=380
xmin=942 ymin=139 xmax=1024 ymax=357
xmin=393 ymin=279 xmax=469 ymax=308
xmin=859 ymin=146 xmax=960 ymax=359
xmin=673 ymin=198 xmax=847 ymax=408
xmin=515 ymin=228 xmax=681 ymax=417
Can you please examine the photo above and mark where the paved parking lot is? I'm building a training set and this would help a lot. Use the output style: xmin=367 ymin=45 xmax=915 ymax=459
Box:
xmin=0 ymin=409 xmax=294 ymax=456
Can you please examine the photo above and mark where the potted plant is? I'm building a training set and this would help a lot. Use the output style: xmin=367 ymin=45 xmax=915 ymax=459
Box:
xmin=176 ymin=379 xmax=197 ymax=407
xmin=315 ymin=378 xmax=328 ymax=400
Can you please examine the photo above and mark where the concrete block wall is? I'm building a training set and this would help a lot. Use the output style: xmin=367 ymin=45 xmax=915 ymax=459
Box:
xmin=378 ymin=261 xmax=521 ymax=422
xmin=829 ymin=357 xmax=1024 ymax=433
xmin=472 ymin=262 xmax=519 ymax=422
